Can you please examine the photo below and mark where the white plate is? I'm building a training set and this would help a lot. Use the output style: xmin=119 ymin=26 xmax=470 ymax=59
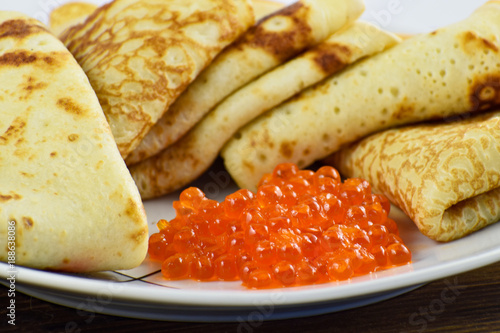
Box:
xmin=1 ymin=0 xmax=498 ymax=322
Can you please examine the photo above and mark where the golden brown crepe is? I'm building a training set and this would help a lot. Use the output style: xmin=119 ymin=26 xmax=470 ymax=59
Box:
xmin=330 ymin=111 xmax=500 ymax=242
xmin=49 ymin=2 xmax=98 ymax=37
xmin=61 ymin=0 xmax=255 ymax=159
xmin=222 ymin=0 xmax=500 ymax=191
xmin=125 ymin=0 xmax=365 ymax=165
xmin=130 ymin=21 xmax=400 ymax=199
xmin=0 ymin=12 xmax=148 ymax=272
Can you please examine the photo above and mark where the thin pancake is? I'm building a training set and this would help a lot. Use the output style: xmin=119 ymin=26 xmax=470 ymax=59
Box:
xmin=61 ymin=0 xmax=255 ymax=159
xmin=0 ymin=12 xmax=147 ymax=272
xmin=130 ymin=22 xmax=400 ymax=199
xmin=330 ymin=111 xmax=500 ymax=242
xmin=222 ymin=0 xmax=500 ymax=191
xmin=126 ymin=0 xmax=365 ymax=165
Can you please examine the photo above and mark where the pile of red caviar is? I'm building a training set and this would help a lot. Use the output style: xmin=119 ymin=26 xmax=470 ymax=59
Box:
xmin=148 ymin=163 xmax=411 ymax=289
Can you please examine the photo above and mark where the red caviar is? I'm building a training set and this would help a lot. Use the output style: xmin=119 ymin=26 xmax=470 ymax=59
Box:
xmin=148 ymin=163 xmax=411 ymax=289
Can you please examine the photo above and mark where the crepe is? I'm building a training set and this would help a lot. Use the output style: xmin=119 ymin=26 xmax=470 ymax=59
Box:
xmin=61 ymin=0 xmax=255 ymax=159
xmin=330 ymin=111 xmax=500 ymax=242
xmin=130 ymin=21 xmax=400 ymax=199
xmin=49 ymin=2 xmax=98 ymax=37
xmin=222 ymin=0 xmax=500 ymax=191
xmin=125 ymin=0 xmax=365 ymax=165
xmin=0 ymin=12 xmax=148 ymax=272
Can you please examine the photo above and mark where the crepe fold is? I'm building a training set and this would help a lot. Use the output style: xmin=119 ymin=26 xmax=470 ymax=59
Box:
xmin=0 ymin=12 xmax=148 ymax=272
xmin=125 ymin=0 xmax=365 ymax=165
xmin=61 ymin=0 xmax=255 ymax=159
xmin=221 ymin=0 xmax=500 ymax=191
xmin=330 ymin=111 xmax=500 ymax=242
xmin=131 ymin=21 xmax=399 ymax=199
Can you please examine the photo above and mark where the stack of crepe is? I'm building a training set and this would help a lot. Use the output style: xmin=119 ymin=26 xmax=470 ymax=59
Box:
xmin=129 ymin=18 xmax=401 ymax=198
xmin=54 ymin=0 xmax=390 ymax=199
xmin=125 ymin=0 xmax=366 ymax=166
xmin=99 ymin=0 xmax=407 ymax=199
xmin=222 ymin=1 xmax=500 ymax=191
xmin=220 ymin=1 xmax=500 ymax=241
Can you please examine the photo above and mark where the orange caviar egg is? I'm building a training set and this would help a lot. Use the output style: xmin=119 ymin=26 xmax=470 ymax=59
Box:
xmin=148 ymin=163 xmax=412 ymax=289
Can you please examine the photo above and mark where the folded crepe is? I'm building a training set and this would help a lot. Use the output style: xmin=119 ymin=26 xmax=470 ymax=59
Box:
xmin=131 ymin=21 xmax=400 ymax=199
xmin=61 ymin=0 xmax=255 ymax=159
xmin=0 ymin=12 xmax=148 ymax=272
xmin=330 ymin=111 xmax=500 ymax=242
xmin=221 ymin=0 xmax=500 ymax=191
xmin=125 ymin=0 xmax=365 ymax=165
xmin=49 ymin=2 xmax=98 ymax=37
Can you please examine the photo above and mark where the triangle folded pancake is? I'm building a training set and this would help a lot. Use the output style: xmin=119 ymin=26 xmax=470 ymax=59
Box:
xmin=131 ymin=21 xmax=400 ymax=199
xmin=125 ymin=0 xmax=366 ymax=165
xmin=221 ymin=0 xmax=500 ymax=191
xmin=0 ymin=12 xmax=148 ymax=272
xmin=330 ymin=111 xmax=500 ymax=242
xmin=61 ymin=0 xmax=255 ymax=159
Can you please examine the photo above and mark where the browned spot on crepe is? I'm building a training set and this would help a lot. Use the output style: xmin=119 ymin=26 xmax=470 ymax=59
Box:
xmin=57 ymin=97 xmax=86 ymax=116
xmin=461 ymin=30 xmax=499 ymax=54
xmin=391 ymin=101 xmax=416 ymax=121
xmin=0 ymin=19 xmax=47 ymax=39
xmin=247 ymin=2 xmax=311 ymax=62
xmin=22 ymin=216 xmax=34 ymax=229
xmin=280 ymin=141 xmax=296 ymax=158
xmin=470 ymin=74 xmax=500 ymax=111
xmin=313 ymin=43 xmax=351 ymax=74
xmin=0 ymin=192 xmax=22 ymax=202
xmin=1 ymin=116 xmax=26 ymax=143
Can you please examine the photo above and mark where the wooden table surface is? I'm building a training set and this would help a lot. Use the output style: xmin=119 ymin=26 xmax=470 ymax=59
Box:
xmin=2 ymin=260 xmax=500 ymax=333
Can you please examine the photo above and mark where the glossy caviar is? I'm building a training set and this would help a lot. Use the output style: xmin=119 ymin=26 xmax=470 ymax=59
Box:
xmin=148 ymin=163 xmax=411 ymax=289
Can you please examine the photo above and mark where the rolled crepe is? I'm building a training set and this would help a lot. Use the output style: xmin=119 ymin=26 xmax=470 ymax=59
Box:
xmin=221 ymin=0 xmax=500 ymax=191
xmin=330 ymin=111 xmax=500 ymax=242
xmin=0 ymin=12 xmax=148 ymax=272
xmin=125 ymin=0 xmax=365 ymax=165
xmin=61 ymin=0 xmax=255 ymax=159
xmin=131 ymin=21 xmax=400 ymax=199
